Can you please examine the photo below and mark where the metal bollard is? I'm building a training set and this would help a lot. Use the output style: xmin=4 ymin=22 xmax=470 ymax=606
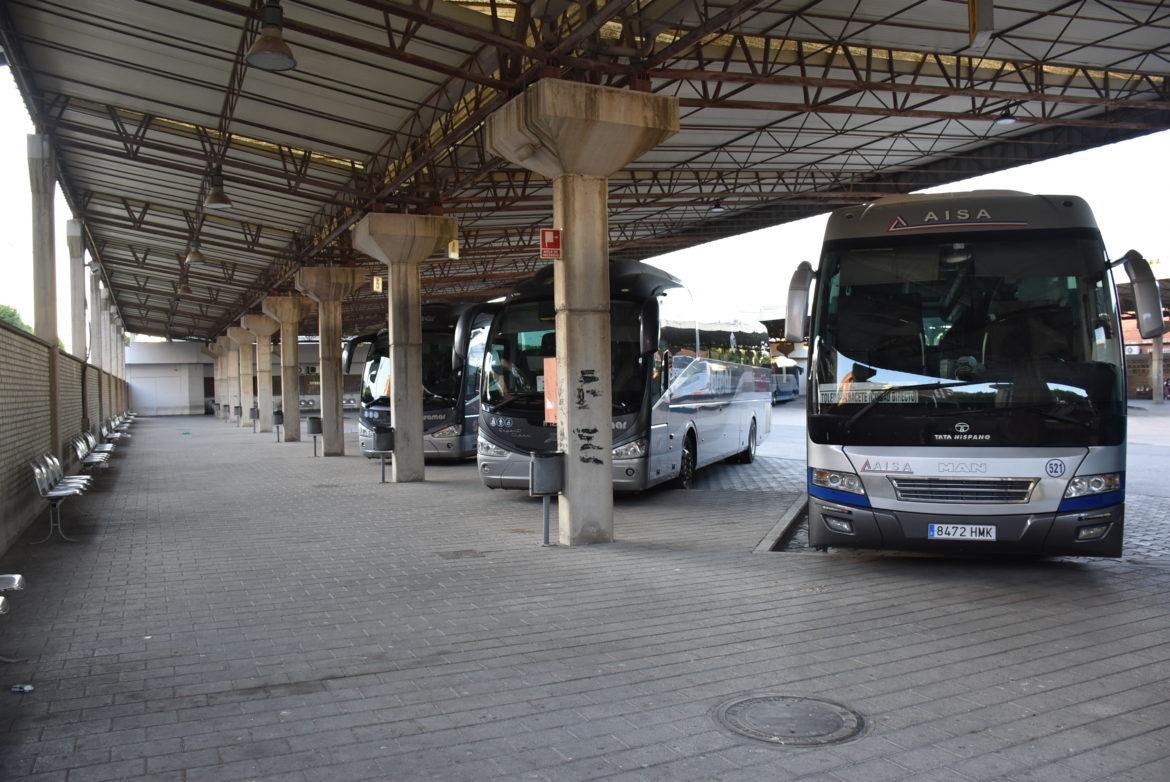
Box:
xmin=528 ymin=451 xmax=565 ymax=546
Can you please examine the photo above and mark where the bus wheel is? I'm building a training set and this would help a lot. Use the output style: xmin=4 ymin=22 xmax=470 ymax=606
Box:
xmin=736 ymin=420 xmax=756 ymax=464
xmin=675 ymin=434 xmax=697 ymax=490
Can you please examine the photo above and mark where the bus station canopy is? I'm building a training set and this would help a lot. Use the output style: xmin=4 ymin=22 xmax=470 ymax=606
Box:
xmin=1 ymin=0 xmax=1166 ymax=339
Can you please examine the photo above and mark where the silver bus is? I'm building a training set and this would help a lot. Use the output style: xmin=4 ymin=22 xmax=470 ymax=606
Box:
xmin=477 ymin=261 xmax=773 ymax=490
xmin=345 ymin=302 xmax=498 ymax=460
xmin=786 ymin=190 xmax=1165 ymax=557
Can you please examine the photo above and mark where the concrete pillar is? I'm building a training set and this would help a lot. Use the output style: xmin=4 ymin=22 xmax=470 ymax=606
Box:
xmin=29 ymin=135 xmax=56 ymax=343
xmin=29 ymin=133 xmax=61 ymax=454
xmin=88 ymin=271 xmax=103 ymax=369
xmin=227 ymin=326 xmax=255 ymax=428
xmin=213 ymin=337 xmax=231 ymax=418
xmin=486 ymin=79 xmax=678 ymax=545
xmin=353 ymin=214 xmax=456 ymax=482
xmin=224 ymin=331 xmax=242 ymax=423
xmin=67 ymin=220 xmax=86 ymax=358
xmin=262 ymin=295 xmax=311 ymax=442
xmin=295 ymin=268 xmax=365 ymax=456
xmin=242 ymin=314 xmax=280 ymax=432
xmin=1152 ymin=335 xmax=1164 ymax=405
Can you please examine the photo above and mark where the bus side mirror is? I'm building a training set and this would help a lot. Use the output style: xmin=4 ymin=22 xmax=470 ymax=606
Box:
xmin=641 ymin=298 xmax=659 ymax=355
xmin=1120 ymin=250 xmax=1168 ymax=339
xmin=342 ymin=338 xmax=356 ymax=374
xmin=785 ymin=262 xmax=815 ymax=343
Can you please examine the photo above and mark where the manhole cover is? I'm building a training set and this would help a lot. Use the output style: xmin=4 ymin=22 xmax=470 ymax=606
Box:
xmin=714 ymin=695 xmax=864 ymax=746
xmin=437 ymin=549 xmax=485 ymax=560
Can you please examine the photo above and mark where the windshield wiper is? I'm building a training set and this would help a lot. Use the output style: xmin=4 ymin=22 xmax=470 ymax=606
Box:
xmin=842 ymin=380 xmax=987 ymax=431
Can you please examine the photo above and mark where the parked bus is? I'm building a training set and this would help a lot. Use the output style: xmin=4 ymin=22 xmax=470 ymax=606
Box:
xmin=477 ymin=261 xmax=773 ymax=490
xmin=344 ymin=302 xmax=498 ymax=460
xmin=786 ymin=190 xmax=1165 ymax=557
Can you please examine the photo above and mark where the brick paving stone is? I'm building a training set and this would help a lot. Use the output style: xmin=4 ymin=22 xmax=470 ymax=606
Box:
xmin=0 ymin=415 xmax=1168 ymax=781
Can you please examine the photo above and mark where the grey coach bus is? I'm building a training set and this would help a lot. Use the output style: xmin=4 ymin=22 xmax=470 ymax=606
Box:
xmin=345 ymin=302 xmax=498 ymax=460
xmin=477 ymin=261 xmax=773 ymax=490
xmin=786 ymin=190 xmax=1165 ymax=557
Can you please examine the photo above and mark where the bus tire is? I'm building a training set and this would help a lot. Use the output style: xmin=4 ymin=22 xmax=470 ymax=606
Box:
xmin=736 ymin=420 xmax=757 ymax=464
xmin=675 ymin=433 xmax=697 ymax=490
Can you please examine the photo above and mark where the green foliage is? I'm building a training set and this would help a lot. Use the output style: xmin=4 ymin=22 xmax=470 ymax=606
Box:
xmin=0 ymin=304 xmax=31 ymax=333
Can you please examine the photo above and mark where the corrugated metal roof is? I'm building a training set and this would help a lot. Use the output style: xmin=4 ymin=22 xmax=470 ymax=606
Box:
xmin=2 ymin=0 xmax=1167 ymax=339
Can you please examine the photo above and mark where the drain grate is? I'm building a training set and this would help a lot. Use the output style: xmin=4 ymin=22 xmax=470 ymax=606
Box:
xmin=714 ymin=695 xmax=864 ymax=747
xmin=437 ymin=549 xmax=486 ymax=560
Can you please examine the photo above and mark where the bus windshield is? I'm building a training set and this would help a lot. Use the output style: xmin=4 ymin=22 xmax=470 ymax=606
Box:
xmin=484 ymin=300 xmax=645 ymax=415
xmin=362 ymin=331 xmax=460 ymax=409
xmin=810 ymin=229 xmax=1125 ymax=447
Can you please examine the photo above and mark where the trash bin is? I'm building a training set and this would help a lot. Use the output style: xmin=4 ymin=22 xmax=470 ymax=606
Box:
xmin=233 ymin=405 xmax=242 ymax=417
xmin=372 ymin=425 xmax=395 ymax=453
xmin=273 ymin=410 xmax=284 ymax=426
xmin=249 ymin=406 xmax=259 ymax=421
xmin=307 ymin=416 xmax=323 ymax=435
xmin=529 ymin=451 xmax=564 ymax=497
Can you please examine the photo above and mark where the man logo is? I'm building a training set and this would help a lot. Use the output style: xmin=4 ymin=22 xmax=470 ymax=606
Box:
xmin=955 ymin=422 xmax=971 ymax=433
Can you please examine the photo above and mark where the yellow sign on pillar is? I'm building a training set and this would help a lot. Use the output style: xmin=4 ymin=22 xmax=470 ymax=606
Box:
xmin=372 ymin=275 xmax=383 ymax=293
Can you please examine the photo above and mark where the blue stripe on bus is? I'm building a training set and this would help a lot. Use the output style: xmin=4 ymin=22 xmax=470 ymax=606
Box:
xmin=807 ymin=468 xmax=871 ymax=508
xmin=1057 ymin=490 xmax=1124 ymax=513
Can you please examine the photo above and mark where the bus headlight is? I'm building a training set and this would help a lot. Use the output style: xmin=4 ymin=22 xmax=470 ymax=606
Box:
xmin=812 ymin=468 xmax=866 ymax=495
xmin=1064 ymin=472 xmax=1121 ymax=498
xmin=432 ymin=424 xmax=461 ymax=438
xmin=477 ymin=435 xmax=507 ymax=458
xmin=612 ymin=438 xmax=647 ymax=459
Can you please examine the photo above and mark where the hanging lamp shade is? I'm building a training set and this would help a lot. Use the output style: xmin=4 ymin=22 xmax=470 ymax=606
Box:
xmin=186 ymin=244 xmax=206 ymax=268
xmin=203 ymin=169 xmax=232 ymax=210
xmin=246 ymin=0 xmax=296 ymax=72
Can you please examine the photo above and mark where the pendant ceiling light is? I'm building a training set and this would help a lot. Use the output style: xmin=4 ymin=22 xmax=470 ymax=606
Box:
xmin=203 ymin=167 xmax=232 ymax=210
xmin=186 ymin=243 xmax=206 ymax=268
xmin=246 ymin=0 xmax=296 ymax=72
xmin=179 ymin=282 xmax=193 ymax=297
xmin=994 ymin=110 xmax=1017 ymax=125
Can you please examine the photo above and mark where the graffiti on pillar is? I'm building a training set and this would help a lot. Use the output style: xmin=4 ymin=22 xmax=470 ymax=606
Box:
xmin=573 ymin=426 xmax=603 ymax=464
xmin=575 ymin=369 xmax=601 ymax=410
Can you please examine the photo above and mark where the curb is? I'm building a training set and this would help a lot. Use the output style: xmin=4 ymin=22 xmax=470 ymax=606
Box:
xmin=753 ymin=493 xmax=808 ymax=553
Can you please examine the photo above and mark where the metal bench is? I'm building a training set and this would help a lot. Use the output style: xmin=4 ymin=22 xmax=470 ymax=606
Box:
xmin=1 ymin=574 xmax=27 ymax=663
xmin=71 ymin=435 xmax=111 ymax=470
xmin=30 ymin=457 xmax=89 ymax=543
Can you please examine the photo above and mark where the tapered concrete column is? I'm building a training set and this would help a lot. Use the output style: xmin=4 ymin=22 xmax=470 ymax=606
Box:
xmin=213 ymin=337 xmax=231 ymax=418
xmin=486 ymin=79 xmax=678 ymax=545
xmin=29 ymin=133 xmax=63 ymax=453
xmin=242 ymin=314 xmax=280 ymax=432
xmin=227 ymin=326 xmax=255 ymax=427
xmin=223 ymin=330 xmax=243 ymax=423
xmin=88 ymin=272 xmax=103 ymax=369
xmin=67 ymin=220 xmax=87 ymax=358
xmin=295 ymin=268 xmax=365 ymax=456
xmin=29 ymin=135 xmax=57 ymax=343
xmin=262 ymin=295 xmax=311 ymax=442
xmin=353 ymin=214 xmax=457 ymax=482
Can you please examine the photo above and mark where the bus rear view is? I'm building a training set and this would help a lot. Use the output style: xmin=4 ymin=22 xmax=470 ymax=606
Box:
xmin=786 ymin=191 xmax=1166 ymax=557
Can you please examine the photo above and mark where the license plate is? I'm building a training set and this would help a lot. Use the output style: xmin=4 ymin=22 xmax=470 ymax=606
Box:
xmin=928 ymin=523 xmax=996 ymax=541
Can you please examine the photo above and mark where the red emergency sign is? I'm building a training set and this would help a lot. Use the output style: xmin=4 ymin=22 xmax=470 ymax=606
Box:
xmin=540 ymin=228 xmax=562 ymax=259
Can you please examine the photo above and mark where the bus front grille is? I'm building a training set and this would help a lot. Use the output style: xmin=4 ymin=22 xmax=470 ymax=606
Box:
xmin=888 ymin=477 xmax=1038 ymax=504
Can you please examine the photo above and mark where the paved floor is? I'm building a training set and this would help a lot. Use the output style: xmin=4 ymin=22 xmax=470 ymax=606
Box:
xmin=1 ymin=414 xmax=1169 ymax=781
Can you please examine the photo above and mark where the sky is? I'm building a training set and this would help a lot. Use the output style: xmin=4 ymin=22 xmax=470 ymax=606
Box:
xmin=1 ymin=64 xmax=1167 ymax=351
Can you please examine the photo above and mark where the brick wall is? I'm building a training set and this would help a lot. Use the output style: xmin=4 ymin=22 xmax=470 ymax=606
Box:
xmin=0 ymin=322 xmax=53 ymax=554
xmin=59 ymin=355 xmax=84 ymax=458
xmin=85 ymin=365 xmax=100 ymax=430
xmin=0 ymin=323 xmax=124 ymax=556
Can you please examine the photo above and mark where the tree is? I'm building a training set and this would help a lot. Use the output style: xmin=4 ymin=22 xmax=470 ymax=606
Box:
xmin=0 ymin=305 xmax=32 ymax=333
